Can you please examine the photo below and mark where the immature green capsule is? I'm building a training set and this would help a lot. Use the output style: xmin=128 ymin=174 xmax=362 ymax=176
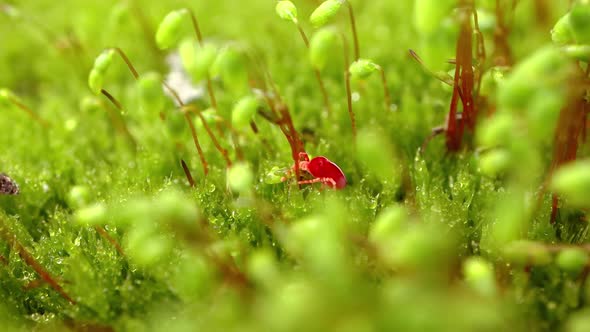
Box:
xmin=369 ymin=205 xmax=408 ymax=245
xmin=413 ymin=0 xmax=455 ymax=35
xmin=74 ymin=203 xmax=107 ymax=226
xmin=310 ymin=0 xmax=343 ymax=28
xmin=479 ymin=149 xmax=511 ymax=177
xmin=0 ymin=88 xmax=15 ymax=104
xmin=178 ymin=39 xmax=218 ymax=82
xmin=570 ymin=4 xmax=590 ymax=44
xmin=211 ymin=48 xmax=248 ymax=94
xmin=88 ymin=69 xmax=104 ymax=95
xmin=1 ymin=4 xmax=22 ymax=19
xmin=79 ymin=95 xmax=102 ymax=113
xmin=551 ymin=13 xmax=575 ymax=45
xmin=231 ymin=96 xmax=258 ymax=129
xmin=155 ymin=9 xmax=188 ymax=50
xmin=479 ymin=66 xmax=507 ymax=96
xmin=276 ymin=1 xmax=298 ymax=24
xmin=477 ymin=113 xmax=514 ymax=147
xmin=126 ymin=224 xmax=172 ymax=267
xmin=551 ymin=160 xmax=590 ymax=208
xmin=556 ymin=248 xmax=589 ymax=276
xmin=93 ymin=49 xmax=115 ymax=73
xmin=227 ymin=162 xmax=254 ymax=193
xmin=138 ymin=72 xmax=165 ymax=111
xmin=188 ymin=43 xmax=218 ymax=82
xmin=309 ymin=27 xmax=339 ymax=70
xmin=497 ymin=46 xmax=569 ymax=110
xmin=349 ymin=59 xmax=380 ymax=79
xmin=264 ymin=166 xmax=285 ymax=184
xmin=179 ymin=39 xmax=197 ymax=71
xmin=154 ymin=190 xmax=200 ymax=229
xmin=247 ymin=249 xmax=279 ymax=287
xmin=67 ymin=185 xmax=91 ymax=209
xmin=463 ymin=257 xmax=496 ymax=297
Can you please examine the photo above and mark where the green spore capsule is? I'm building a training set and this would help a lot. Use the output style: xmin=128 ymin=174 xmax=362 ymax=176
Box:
xmin=227 ymin=162 xmax=254 ymax=193
xmin=93 ymin=49 xmax=115 ymax=73
xmin=349 ymin=59 xmax=380 ymax=79
xmin=231 ymin=96 xmax=259 ymax=129
xmin=126 ymin=225 xmax=172 ymax=268
xmin=67 ymin=185 xmax=91 ymax=209
xmin=179 ymin=39 xmax=217 ymax=82
xmin=264 ymin=166 xmax=285 ymax=184
xmin=79 ymin=95 xmax=102 ymax=113
xmin=88 ymin=69 xmax=104 ymax=95
xmin=191 ymin=43 xmax=218 ymax=82
xmin=247 ymin=249 xmax=279 ymax=287
xmin=413 ymin=0 xmax=455 ymax=35
xmin=570 ymin=4 xmax=590 ymax=44
xmin=178 ymin=38 xmax=197 ymax=70
xmin=211 ymin=47 xmax=248 ymax=94
xmin=551 ymin=160 xmax=590 ymax=208
xmin=566 ymin=308 xmax=590 ymax=332
xmin=0 ymin=88 xmax=16 ymax=104
xmin=309 ymin=27 xmax=339 ymax=70
xmin=463 ymin=257 xmax=496 ymax=297
xmin=156 ymin=9 xmax=188 ymax=50
xmin=155 ymin=190 xmax=200 ymax=228
xmin=479 ymin=149 xmax=511 ymax=177
xmin=497 ymin=46 xmax=569 ymax=111
xmin=369 ymin=205 xmax=408 ymax=245
xmin=556 ymin=248 xmax=589 ymax=276
xmin=477 ymin=113 xmax=515 ymax=147
xmin=74 ymin=203 xmax=107 ymax=226
xmin=1 ymin=4 xmax=21 ymax=20
xmin=276 ymin=1 xmax=298 ymax=24
xmin=138 ymin=72 xmax=165 ymax=111
xmin=479 ymin=66 xmax=507 ymax=96
xmin=551 ymin=13 xmax=575 ymax=45
xmin=109 ymin=2 xmax=129 ymax=26
xmin=310 ymin=0 xmax=343 ymax=28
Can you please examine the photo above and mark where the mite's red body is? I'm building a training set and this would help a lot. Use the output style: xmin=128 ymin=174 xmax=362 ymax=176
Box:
xmin=293 ymin=152 xmax=347 ymax=189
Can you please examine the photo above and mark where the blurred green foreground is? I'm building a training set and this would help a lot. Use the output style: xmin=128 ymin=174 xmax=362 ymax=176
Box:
xmin=1 ymin=0 xmax=590 ymax=331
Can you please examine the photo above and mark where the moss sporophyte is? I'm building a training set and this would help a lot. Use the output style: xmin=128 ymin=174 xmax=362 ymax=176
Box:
xmin=3 ymin=1 xmax=590 ymax=331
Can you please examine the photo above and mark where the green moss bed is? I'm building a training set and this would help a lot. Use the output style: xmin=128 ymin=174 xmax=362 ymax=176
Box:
xmin=1 ymin=0 xmax=590 ymax=331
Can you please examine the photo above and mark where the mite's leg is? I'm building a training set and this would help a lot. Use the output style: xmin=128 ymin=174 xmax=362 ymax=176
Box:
xmin=298 ymin=177 xmax=337 ymax=189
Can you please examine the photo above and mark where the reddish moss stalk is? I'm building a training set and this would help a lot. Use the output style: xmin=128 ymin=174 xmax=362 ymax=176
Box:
xmin=100 ymin=89 xmax=138 ymax=149
xmin=4 ymin=94 xmax=50 ymax=128
xmin=548 ymin=73 xmax=589 ymax=224
xmin=379 ymin=66 xmax=392 ymax=109
xmin=111 ymin=47 xmax=139 ymax=79
xmin=161 ymin=81 xmax=209 ymax=175
xmin=345 ymin=1 xmax=360 ymax=61
xmin=183 ymin=105 xmax=232 ymax=168
xmin=341 ymin=34 xmax=356 ymax=139
xmin=94 ymin=226 xmax=125 ymax=257
xmin=446 ymin=5 xmax=476 ymax=151
xmin=0 ymin=223 xmax=76 ymax=305
xmin=181 ymin=159 xmax=196 ymax=187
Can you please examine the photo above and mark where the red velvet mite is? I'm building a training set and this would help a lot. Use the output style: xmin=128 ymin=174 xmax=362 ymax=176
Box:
xmin=282 ymin=152 xmax=347 ymax=189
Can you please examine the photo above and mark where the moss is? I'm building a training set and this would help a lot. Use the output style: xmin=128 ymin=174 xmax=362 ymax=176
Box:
xmin=0 ymin=1 xmax=589 ymax=331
